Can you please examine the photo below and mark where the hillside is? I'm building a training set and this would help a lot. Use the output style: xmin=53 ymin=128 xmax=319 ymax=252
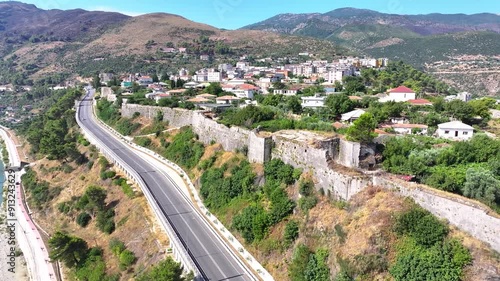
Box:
xmin=0 ymin=2 xmax=347 ymax=85
xmin=242 ymin=8 xmax=500 ymax=95
xmin=242 ymin=8 xmax=500 ymax=63
xmin=0 ymin=1 xmax=129 ymax=55
xmin=94 ymin=101 xmax=500 ymax=280
xmin=243 ymin=8 xmax=500 ymax=36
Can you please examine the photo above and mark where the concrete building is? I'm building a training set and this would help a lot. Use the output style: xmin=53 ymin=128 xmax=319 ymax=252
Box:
xmin=207 ymin=70 xmax=223 ymax=82
xmin=223 ymin=84 xmax=258 ymax=99
xmin=301 ymin=95 xmax=325 ymax=109
xmin=341 ymin=109 xmax=366 ymax=123
xmin=437 ymin=121 xmax=474 ymax=140
xmin=445 ymin=92 xmax=472 ymax=102
xmin=216 ymin=95 xmax=241 ymax=104
xmin=137 ymin=76 xmax=153 ymax=86
xmin=218 ymin=63 xmax=233 ymax=72
xmin=380 ymin=86 xmax=416 ymax=102
xmin=381 ymin=124 xmax=428 ymax=135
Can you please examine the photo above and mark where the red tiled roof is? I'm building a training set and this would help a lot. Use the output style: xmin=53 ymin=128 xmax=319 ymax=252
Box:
xmin=408 ymin=99 xmax=433 ymax=105
xmin=238 ymin=84 xmax=259 ymax=90
xmin=389 ymin=86 xmax=415 ymax=93
xmin=332 ymin=122 xmax=346 ymax=129
xmin=216 ymin=95 xmax=240 ymax=100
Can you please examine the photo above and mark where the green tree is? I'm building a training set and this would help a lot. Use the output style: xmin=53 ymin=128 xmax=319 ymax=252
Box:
xmin=91 ymin=74 xmax=101 ymax=90
xmin=444 ymin=100 xmax=474 ymax=122
xmin=390 ymin=239 xmax=471 ymax=281
xmin=205 ymin=82 xmax=224 ymax=96
xmin=289 ymin=244 xmax=312 ymax=281
xmin=394 ymin=207 xmax=448 ymax=247
xmin=463 ymin=167 xmax=500 ymax=205
xmin=334 ymin=81 xmax=343 ymax=92
xmin=342 ymin=76 xmax=366 ymax=94
xmin=119 ymin=250 xmax=136 ymax=269
xmin=286 ymin=96 xmax=303 ymax=114
xmin=284 ymin=220 xmax=300 ymax=243
xmin=84 ymin=186 xmax=107 ymax=213
xmin=136 ymin=257 xmax=188 ymax=281
xmin=76 ymin=212 xmax=92 ymax=227
xmin=469 ymin=98 xmax=494 ymax=121
xmin=269 ymin=188 xmax=295 ymax=224
xmin=109 ymin=238 xmax=126 ymax=256
xmin=151 ymin=73 xmax=159 ymax=83
xmin=272 ymin=81 xmax=286 ymax=89
xmin=325 ymin=94 xmax=355 ymax=117
xmin=233 ymin=205 xmax=269 ymax=243
xmin=304 ymin=249 xmax=330 ymax=281
xmin=49 ymin=231 xmax=89 ymax=268
xmin=346 ymin=113 xmax=377 ymax=143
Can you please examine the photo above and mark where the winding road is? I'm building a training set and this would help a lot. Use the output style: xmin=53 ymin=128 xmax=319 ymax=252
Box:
xmin=77 ymin=91 xmax=255 ymax=281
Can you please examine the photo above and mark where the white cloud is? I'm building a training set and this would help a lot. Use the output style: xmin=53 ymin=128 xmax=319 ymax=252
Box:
xmin=90 ymin=6 xmax=144 ymax=17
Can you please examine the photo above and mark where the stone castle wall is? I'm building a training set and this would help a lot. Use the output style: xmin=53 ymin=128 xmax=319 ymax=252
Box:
xmin=121 ymin=103 xmax=500 ymax=252
xmin=121 ymin=103 xmax=271 ymax=163
xmin=373 ymin=176 xmax=500 ymax=253
xmin=271 ymin=132 xmax=369 ymax=200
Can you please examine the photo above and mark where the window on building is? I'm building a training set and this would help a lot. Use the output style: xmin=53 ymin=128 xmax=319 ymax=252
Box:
xmin=463 ymin=132 xmax=468 ymax=135
xmin=444 ymin=130 xmax=450 ymax=134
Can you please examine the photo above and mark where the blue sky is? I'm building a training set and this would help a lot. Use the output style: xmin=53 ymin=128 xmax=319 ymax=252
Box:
xmin=11 ymin=0 xmax=500 ymax=29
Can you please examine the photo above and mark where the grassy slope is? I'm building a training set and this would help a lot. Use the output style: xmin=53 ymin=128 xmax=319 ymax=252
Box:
xmin=129 ymin=120 xmax=500 ymax=280
xmin=24 ymin=141 xmax=170 ymax=279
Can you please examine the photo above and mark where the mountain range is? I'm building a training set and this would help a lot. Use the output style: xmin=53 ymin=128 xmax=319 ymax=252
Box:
xmin=0 ymin=1 xmax=344 ymax=84
xmin=242 ymin=8 xmax=500 ymax=66
xmin=0 ymin=2 xmax=499 ymax=94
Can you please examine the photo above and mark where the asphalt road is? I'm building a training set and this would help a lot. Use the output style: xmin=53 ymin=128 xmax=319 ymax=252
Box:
xmin=78 ymin=93 xmax=253 ymax=281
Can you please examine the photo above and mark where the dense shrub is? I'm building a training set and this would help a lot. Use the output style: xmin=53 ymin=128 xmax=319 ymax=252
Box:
xmin=119 ymin=250 xmax=136 ymax=270
xmin=284 ymin=220 xmax=299 ymax=243
xmin=109 ymin=238 xmax=126 ymax=256
xmin=135 ymin=137 xmax=152 ymax=147
xmin=298 ymin=196 xmax=318 ymax=213
xmin=232 ymin=205 xmax=269 ymax=243
xmin=394 ymin=207 xmax=448 ymax=247
xmin=163 ymin=127 xmax=205 ymax=169
xmin=135 ymin=257 xmax=186 ymax=281
xmin=264 ymin=158 xmax=299 ymax=185
xmin=200 ymin=160 xmax=255 ymax=209
xmin=390 ymin=239 xmax=471 ymax=281
xmin=76 ymin=212 xmax=92 ymax=227
xmin=96 ymin=209 xmax=115 ymax=234
xmin=100 ymin=170 xmax=116 ymax=180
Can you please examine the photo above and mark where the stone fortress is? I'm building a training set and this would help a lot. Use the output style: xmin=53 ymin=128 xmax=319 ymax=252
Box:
xmin=120 ymin=101 xmax=500 ymax=252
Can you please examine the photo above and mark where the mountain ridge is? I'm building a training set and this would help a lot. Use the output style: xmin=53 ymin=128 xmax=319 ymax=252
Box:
xmin=0 ymin=2 xmax=346 ymax=85
xmin=242 ymin=7 xmax=500 ymax=34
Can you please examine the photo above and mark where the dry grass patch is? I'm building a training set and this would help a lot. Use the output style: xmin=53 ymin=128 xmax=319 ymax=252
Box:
xmin=27 ymin=145 xmax=171 ymax=279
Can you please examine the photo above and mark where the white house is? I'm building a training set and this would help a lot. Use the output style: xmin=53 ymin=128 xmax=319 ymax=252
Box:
xmin=437 ymin=121 xmax=474 ymax=140
xmin=380 ymin=86 xmax=416 ymax=102
xmin=223 ymin=84 xmax=258 ymax=99
xmin=382 ymin=124 xmax=428 ymax=135
xmin=216 ymin=95 xmax=241 ymax=104
xmin=301 ymin=95 xmax=325 ymax=109
xmin=445 ymin=92 xmax=472 ymax=102
xmin=184 ymin=81 xmax=200 ymax=89
xmin=273 ymin=89 xmax=299 ymax=96
xmin=154 ymin=93 xmax=171 ymax=103
xmin=207 ymin=70 xmax=222 ymax=82
xmin=341 ymin=109 xmax=366 ymax=123
xmin=137 ymin=76 xmax=153 ymax=86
